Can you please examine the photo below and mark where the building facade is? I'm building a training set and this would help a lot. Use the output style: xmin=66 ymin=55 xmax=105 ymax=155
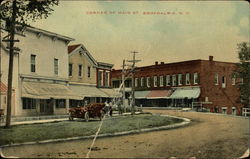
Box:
xmin=68 ymin=44 xmax=119 ymax=107
xmin=1 ymin=24 xmax=81 ymax=116
xmin=111 ymin=56 xmax=243 ymax=115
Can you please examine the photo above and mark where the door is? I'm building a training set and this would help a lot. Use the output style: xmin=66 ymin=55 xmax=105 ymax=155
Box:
xmin=40 ymin=99 xmax=54 ymax=115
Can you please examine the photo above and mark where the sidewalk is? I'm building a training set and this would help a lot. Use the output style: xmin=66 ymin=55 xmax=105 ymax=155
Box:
xmin=0 ymin=111 xmax=144 ymax=126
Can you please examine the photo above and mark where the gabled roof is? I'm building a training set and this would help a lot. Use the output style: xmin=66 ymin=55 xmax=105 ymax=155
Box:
xmin=68 ymin=44 xmax=98 ymax=66
xmin=68 ymin=44 xmax=81 ymax=53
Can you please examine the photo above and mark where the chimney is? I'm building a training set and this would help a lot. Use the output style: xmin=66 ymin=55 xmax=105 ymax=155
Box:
xmin=155 ymin=61 xmax=158 ymax=65
xmin=209 ymin=56 xmax=213 ymax=61
xmin=160 ymin=62 xmax=164 ymax=65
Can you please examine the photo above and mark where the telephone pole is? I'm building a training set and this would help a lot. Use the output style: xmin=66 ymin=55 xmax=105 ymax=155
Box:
xmin=122 ymin=59 xmax=126 ymax=112
xmin=127 ymin=51 xmax=141 ymax=115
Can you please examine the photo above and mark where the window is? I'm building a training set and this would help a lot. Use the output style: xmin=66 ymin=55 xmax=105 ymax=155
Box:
xmin=78 ymin=64 xmax=82 ymax=77
xmin=69 ymin=64 xmax=73 ymax=76
xmin=178 ymin=74 xmax=182 ymax=85
xmin=194 ymin=73 xmax=199 ymax=85
xmin=98 ymin=70 xmax=103 ymax=86
xmin=222 ymin=76 xmax=226 ymax=88
xmin=54 ymin=58 xmax=58 ymax=75
xmin=172 ymin=75 xmax=176 ymax=86
xmin=135 ymin=78 xmax=138 ymax=87
xmin=186 ymin=73 xmax=190 ymax=85
xmin=105 ymin=71 xmax=110 ymax=86
xmin=30 ymin=54 xmax=36 ymax=72
xmin=141 ymin=77 xmax=144 ymax=87
xmin=214 ymin=73 xmax=219 ymax=85
xmin=55 ymin=99 xmax=66 ymax=108
xmin=232 ymin=77 xmax=236 ymax=85
xmin=22 ymin=98 xmax=36 ymax=109
xmin=147 ymin=77 xmax=150 ymax=87
xmin=222 ymin=107 xmax=227 ymax=114
xmin=154 ymin=76 xmax=157 ymax=87
xmin=166 ymin=75 xmax=170 ymax=86
xmin=87 ymin=66 xmax=91 ymax=78
xmin=160 ymin=76 xmax=164 ymax=87
xmin=232 ymin=107 xmax=236 ymax=115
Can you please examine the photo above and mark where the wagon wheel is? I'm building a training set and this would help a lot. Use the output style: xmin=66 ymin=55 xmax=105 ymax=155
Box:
xmin=84 ymin=112 xmax=89 ymax=122
xmin=99 ymin=110 xmax=105 ymax=121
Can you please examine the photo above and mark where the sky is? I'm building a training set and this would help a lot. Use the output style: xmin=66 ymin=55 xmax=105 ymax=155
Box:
xmin=31 ymin=0 xmax=249 ymax=69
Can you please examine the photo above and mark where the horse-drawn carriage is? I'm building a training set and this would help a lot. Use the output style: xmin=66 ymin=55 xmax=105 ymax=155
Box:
xmin=68 ymin=103 xmax=105 ymax=122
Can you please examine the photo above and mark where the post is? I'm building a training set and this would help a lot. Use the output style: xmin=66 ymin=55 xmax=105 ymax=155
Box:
xmin=6 ymin=0 xmax=17 ymax=127
xmin=122 ymin=60 xmax=126 ymax=113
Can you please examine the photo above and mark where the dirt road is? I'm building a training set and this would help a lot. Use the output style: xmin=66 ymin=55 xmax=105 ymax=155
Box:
xmin=2 ymin=109 xmax=249 ymax=158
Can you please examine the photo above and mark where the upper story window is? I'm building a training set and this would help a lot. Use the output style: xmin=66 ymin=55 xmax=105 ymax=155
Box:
xmin=69 ymin=64 xmax=73 ymax=77
xmin=178 ymin=74 xmax=182 ymax=85
xmin=54 ymin=58 xmax=58 ymax=75
xmin=166 ymin=75 xmax=170 ymax=86
xmin=98 ymin=70 xmax=103 ymax=86
xmin=160 ymin=76 xmax=164 ymax=87
xmin=193 ymin=73 xmax=199 ymax=85
xmin=222 ymin=76 xmax=226 ymax=88
xmin=147 ymin=77 xmax=150 ymax=87
xmin=186 ymin=73 xmax=190 ymax=85
xmin=30 ymin=54 xmax=36 ymax=73
xmin=141 ymin=77 xmax=144 ymax=87
xmin=172 ymin=75 xmax=176 ymax=86
xmin=87 ymin=66 xmax=91 ymax=78
xmin=78 ymin=64 xmax=82 ymax=77
xmin=105 ymin=71 xmax=110 ymax=87
xmin=214 ymin=73 xmax=219 ymax=85
xmin=135 ymin=78 xmax=138 ymax=87
xmin=154 ymin=76 xmax=157 ymax=87
xmin=232 ymin=75 xmax=236 ymax=85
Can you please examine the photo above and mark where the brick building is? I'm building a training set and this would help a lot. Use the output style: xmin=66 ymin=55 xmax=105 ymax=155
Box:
xmin=111 ymin=56 xmax=243 ymax=115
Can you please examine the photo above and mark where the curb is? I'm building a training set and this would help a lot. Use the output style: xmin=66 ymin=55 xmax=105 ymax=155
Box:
xmin=0 ymin=114 xmax=191 ymax=148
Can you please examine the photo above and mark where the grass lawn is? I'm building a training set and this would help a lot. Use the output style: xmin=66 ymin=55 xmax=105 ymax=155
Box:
xmin=0 ymin=114 xmax=183 ymax=146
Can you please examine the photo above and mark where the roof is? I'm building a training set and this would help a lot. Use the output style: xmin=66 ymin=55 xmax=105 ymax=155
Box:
xmin=68 ymin=44 xmax=81 ymax=53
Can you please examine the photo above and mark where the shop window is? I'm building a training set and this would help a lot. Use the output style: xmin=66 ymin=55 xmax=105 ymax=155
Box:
xmin=186 ymin=73 xmax=190 ymax=85
xmin=22 ymin=98 xmax=36 ymax=109
xmin=56 ymin=99 xmax=66 ymax=108
xmin=166 ymin=75 xmax=170 ymax=86
xmin=160 ymin=76 xmax=164 ymax=87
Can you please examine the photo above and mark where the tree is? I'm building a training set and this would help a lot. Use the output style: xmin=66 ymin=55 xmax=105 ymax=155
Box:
xmin=0 ymin=0 xmax=58 ymax=127
xmin=234 ymin=42 xmax=250 ymax=108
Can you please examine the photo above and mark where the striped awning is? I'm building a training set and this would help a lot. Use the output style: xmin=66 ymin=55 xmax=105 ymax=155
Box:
xmin=169 ymin=87 xmax=200 ymax=99
xmin=146 ymin=90 xmax=172 ymax=99
xmin=135 ymin=91 xmax=150 ymax=99
xmin=22 ymin=81 xmax=82 ymax=100
xmin=0 ymin=82 xmax=8 ymax=93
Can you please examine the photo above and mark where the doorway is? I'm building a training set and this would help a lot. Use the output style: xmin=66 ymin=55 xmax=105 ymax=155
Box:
xmin=40 ymin=99 xmax=54 ymax=115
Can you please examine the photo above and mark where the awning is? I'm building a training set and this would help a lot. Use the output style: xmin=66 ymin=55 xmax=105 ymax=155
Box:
xmin=22 ymin=81 xmax=82 ymax=100
xmin=69 ymin=84 xmax=108 ymax=98
xmin=99 ymin=88 xmax=121 ymax=98
xmin=0 ymin=82 xmax=8 ymax=93
xmin=135 ymin=91 xmax=150 ymax=99
xmin=146 ymin=90 xmax=172 ymax=99
xmin=169 ymin=87 xmax=200 ymax=99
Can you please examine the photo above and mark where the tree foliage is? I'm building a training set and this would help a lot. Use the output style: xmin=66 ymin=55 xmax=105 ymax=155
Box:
xmin=234 ymin=42 xmax=250 ymax=107
xmin=0 ymin=0 xmax=59 ymax=28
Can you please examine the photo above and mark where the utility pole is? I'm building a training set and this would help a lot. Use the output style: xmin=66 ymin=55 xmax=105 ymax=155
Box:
xmin=3 ymin=0 xmax=18 ymax=127
xmin=127 ymin=51 xmax=141 ymax=115
xmin=122 ymin=59 xmax=126 ymax=113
